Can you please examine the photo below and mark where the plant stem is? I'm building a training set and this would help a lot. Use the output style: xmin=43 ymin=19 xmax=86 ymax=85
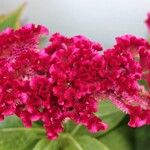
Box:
xmin=61 ymin=133 xmax=83 ymax=150
xmin=71 ymin=125 xmax=82 ymax=136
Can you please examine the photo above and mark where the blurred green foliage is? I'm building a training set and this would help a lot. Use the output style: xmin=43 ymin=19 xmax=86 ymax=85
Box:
xmin=0 ymin=3 xmax=25 ymax=31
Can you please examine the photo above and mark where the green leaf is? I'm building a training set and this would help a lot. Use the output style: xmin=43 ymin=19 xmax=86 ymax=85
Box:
xmin=0 ymin=3 xmax=26 ymax=31
xmin=100 ymin=125 xmax=134 ymax=150
xmin=64 ymin=121 xmax=89 ymax=136
xmin=33 ymin=138 xmax=59 ymax=150
xmin=0 ymin=116 xmax=45 ymax=150
xmin=94 ymin=100 xmax=124 ymax=137
xmin=134 ymin=126 xmax=150 ymax=150
xmin=65 ymin=101 xmax=124 ymax=137
xmin=62 ymin=135 xmax=109 ymax=150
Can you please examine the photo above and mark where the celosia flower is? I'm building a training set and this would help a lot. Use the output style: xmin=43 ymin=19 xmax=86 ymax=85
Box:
xmin=0 ymin=24 xmax=150 ymax=140
xmin=44 ymin=33 xmax=108 ymax=139
xmin=0 ymin=24 xmax=48 ymax=124
xmin=0 ymin=27 xmax=108 ymax=140
xmin=145 ymin=13 xmax=150 ymax=32
xmin=109 ymin=35 xmax=150 ymax=127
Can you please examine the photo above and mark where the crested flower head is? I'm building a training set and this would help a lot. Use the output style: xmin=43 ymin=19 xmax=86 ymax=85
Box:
xmin=0 ymin=24 xmax=48 ymax=126
xmin=44 ymin=33 xmax=108 ymax=139
xmin=0 ymin=24 xmax=150 ymax=140
xmin=109 ymin=35 xmax=150 ymax=127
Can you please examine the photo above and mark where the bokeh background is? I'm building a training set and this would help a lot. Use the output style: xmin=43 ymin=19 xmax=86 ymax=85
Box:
xmin=0 ymin=0 xmax=150 ymax=48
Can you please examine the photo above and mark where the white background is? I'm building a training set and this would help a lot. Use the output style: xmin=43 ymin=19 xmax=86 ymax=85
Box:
xmin=0 ymin=0 xmax=150 ymax=48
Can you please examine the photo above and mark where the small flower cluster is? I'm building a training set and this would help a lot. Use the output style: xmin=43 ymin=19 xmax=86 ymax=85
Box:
xmin=0 ymin=23 xmax=150 ymax=139
xmin=145 ymin=12 xmax=150 ymax=32
xmin=108 ymin=35 xmax=150 ymax=127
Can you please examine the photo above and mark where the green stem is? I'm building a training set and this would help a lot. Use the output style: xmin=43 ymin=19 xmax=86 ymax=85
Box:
xmin=71 ymin=125 xmax=82 ymax=136
xmin=61 ymin=133 xmax=83 ymax=150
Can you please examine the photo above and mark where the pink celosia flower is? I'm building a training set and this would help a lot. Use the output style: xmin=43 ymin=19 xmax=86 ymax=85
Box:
xmin=44 ymin=33 xmax=108 ymax=139
xmin=0 ymin=24 xmax=150 ymax=140
xmin=0 ymin=24 xmax=48 ymax=124
xmin=0 ymin=27 xmax=108 ymax=140
xmin=145 ymin=13 xmax=150 ymax=32
xmin=109 ymin=35 xmax=150 ymax=127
